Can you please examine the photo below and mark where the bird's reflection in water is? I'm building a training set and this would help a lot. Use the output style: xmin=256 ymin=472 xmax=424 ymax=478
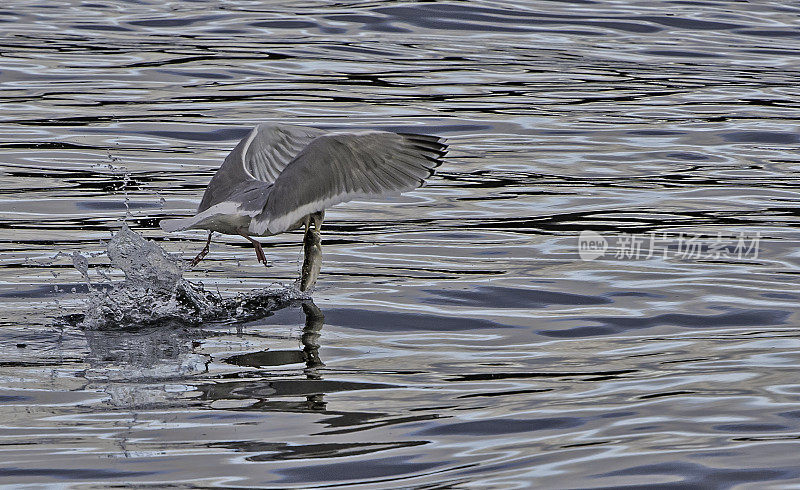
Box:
xmin=221 ymin=300 xmax=328 ymax=411
xmin=81 ymin=298 xmax=332 ymax=411
xmin=203 ymin=300 xmax=394 ymax=414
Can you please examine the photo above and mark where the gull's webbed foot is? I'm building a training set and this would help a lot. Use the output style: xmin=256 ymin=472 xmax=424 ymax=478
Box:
xmin=241 ymin=234 xmax=271 ymax=267
xmin=253 ymin=241 xmax=271 ymax=267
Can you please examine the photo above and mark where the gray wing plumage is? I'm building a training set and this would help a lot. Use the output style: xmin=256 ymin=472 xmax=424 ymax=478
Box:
xmin=248 ymin=131 xmax=448 ymax=235
xmin=198 ymin=123 xmax=326 ymax=212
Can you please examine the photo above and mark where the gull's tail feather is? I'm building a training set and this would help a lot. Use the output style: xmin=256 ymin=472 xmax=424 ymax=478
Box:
xmin=160 ymin=202 xmax=252 ymax=235
xmin=160 ymin=217 xmax=196 ymax=233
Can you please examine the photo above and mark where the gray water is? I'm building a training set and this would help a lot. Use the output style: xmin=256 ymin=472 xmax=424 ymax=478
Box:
xmin=2 ymin=0 xmax=800 ymax=487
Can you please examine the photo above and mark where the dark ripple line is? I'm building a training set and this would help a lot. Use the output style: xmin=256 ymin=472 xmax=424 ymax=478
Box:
xmin=637 ymin=390 xmax=697 ymax=400
xmin=456 ymin=388 xmax=552 ymax=399
xmin=438 ymin=171 xmax=800 ymax=191
xmin=447 ymin=369 xmax=638 ymax=382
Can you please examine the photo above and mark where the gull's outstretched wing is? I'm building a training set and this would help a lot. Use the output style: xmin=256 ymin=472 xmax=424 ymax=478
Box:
xmin=198 ymin=123 xmax=326 ymax=212
xmin=248 ymin=131 xmax=448 ymax=235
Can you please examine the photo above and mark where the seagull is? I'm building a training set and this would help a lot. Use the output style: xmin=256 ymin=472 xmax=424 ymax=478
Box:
xmin=160 ymin=123 xmax=447 ymax=288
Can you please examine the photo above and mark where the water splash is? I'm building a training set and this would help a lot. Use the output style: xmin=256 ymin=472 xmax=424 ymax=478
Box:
xmin=78 ymin=225 xmax=308 ymax=330
xmin=106 ymin=224 xmax=183 ymax=292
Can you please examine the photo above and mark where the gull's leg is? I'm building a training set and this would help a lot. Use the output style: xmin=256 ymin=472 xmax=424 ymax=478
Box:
xmin=190 ymin=231 xmax=213 ymax=267
xmin=240 ymin=234 xmax=270 ymax=267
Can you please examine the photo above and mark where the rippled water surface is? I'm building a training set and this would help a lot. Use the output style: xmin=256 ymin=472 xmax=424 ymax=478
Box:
xmin=3 ymin=1 xmax=800 ymax=487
